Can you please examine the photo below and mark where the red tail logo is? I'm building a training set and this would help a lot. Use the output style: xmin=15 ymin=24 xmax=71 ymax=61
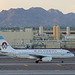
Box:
xmin=2 ymin=42 xmax=7 ymax=49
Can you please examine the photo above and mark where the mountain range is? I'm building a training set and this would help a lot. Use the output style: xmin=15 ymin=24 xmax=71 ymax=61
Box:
xmin=0 ymin=7 xmax=75 ymax=28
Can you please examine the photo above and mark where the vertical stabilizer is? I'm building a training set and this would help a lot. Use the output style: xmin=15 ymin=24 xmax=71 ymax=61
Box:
xmin=0 ymin=36 xmax=14 ymax=50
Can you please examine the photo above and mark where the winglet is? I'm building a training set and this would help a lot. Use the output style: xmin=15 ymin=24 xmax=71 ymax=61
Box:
xmin=0 ymin=36 xmax=4 ymax=39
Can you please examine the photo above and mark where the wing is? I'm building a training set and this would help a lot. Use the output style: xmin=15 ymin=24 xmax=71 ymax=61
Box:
xmin=29 ymin=53 xmax=51 ymax=59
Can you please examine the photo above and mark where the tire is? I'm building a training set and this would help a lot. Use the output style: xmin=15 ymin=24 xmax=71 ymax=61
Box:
xmin=35 ymin=60 xmax=39 ymax=63
xmin=61 ymin=61 xmax=64 ymax=63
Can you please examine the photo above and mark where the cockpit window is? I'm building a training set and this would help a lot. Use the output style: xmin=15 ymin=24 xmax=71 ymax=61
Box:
xmin=67 ymin=52 xmax=70 ymax=53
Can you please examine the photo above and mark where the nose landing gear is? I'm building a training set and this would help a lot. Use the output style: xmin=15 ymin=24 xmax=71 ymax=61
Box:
xmin=61 ymin=61 xmax=64 ymax=63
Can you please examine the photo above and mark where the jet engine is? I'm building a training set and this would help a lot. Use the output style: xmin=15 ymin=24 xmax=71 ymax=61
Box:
xmin=42 ymin=56 xmax=52 ymax=62
xmin=28 ymin=56 xmax=36 ymax=59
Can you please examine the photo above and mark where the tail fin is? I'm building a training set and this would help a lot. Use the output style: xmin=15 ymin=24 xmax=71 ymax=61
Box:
xmin=0 ymin=36 xmax=14 ymax=50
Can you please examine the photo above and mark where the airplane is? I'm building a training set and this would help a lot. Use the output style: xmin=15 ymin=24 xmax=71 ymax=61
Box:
xmin=0 ymin=36 xmax=74 ymax=63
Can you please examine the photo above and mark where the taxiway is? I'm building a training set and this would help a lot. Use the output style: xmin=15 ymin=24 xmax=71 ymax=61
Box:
xmin=0 ymin=55 xmax=75 ymax=75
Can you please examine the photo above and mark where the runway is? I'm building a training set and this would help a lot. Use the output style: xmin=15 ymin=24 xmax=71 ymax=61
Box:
xmin=0 ymin=70 xmax=75 ymax=75
xmin=0 ymin=56 xmax=75 ymax=70
xmin=0 ymin=56 xmax=75 ymax=75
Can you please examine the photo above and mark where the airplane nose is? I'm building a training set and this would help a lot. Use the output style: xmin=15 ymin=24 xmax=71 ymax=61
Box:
xmin=72 ymin=54 xmax=74 ymax=57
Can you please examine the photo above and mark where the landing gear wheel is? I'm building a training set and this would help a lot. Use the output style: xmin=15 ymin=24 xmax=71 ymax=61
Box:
xmin=61 ymin=61 xmax=64 ymax=63
xmin=35 ymin=60 xmax=39 ymax=63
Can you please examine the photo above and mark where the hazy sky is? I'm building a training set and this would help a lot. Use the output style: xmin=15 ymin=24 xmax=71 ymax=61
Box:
xmin=0 ymin=0 xmax=75 ymax=14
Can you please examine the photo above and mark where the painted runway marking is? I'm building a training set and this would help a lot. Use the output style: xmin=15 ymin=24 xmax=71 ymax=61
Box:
xmin=55 ymin=70 xmax=60 ymax=71
xmin=24 ymin=64 xmax=28 ymax=66
xmin=57 ymin=64 xmax=61 ymax=66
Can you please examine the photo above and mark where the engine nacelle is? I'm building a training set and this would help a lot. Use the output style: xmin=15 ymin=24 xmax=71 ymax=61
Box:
xmin=28 ymin=56 xmax=36 ymax=59
xmin=42 ymin=56 xmax=52 ymax=62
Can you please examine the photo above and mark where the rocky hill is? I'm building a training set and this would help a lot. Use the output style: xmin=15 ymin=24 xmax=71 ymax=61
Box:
xmin=0 ymin=7 xmax=75 ymax=28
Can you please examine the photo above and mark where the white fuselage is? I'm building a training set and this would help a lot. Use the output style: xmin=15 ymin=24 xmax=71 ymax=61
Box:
xmin=0 ymin=36 xmax=74 ymax=63
xmin=1 ymin=49 xmax=74 ymax=59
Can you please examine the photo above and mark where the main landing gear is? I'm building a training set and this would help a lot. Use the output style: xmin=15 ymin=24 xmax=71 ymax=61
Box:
xmin=35 ymin=60 xmax=39 ymax=63
xmin=35 ymin=59 xmax=42 ymax=63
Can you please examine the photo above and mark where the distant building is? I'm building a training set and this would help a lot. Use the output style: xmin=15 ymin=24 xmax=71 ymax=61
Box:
xmin=66 ymin=27 xmax=70 ymax=36
xmin=53 ymin=26 xmax=60 ymax=40
xmin=53 ymin=26 xmax=56 ymax=40
xmin=0 ymin=28 xmax=33 ymax=48
xmin=39 ymin=26 xmax=43 ymax=36
xmin=56 ymin=26 xmax=60 ymax=40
